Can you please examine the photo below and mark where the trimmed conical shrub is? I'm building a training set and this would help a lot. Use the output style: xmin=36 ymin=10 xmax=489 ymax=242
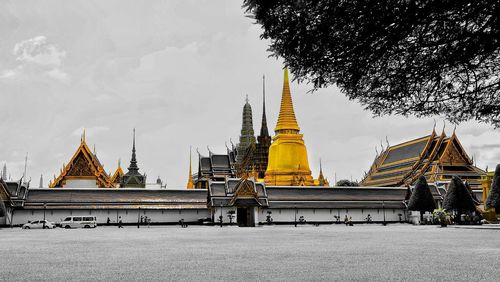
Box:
xmin=464 ymin=181 xmax=480 ymax=205
xmin=408 ymin=176 xmax=436 ymax=222
xmin=485 ymin=164 xmax=500 ymax=211
xmin=0 ymin=200 xmax=5 ymax=217
xmin=443 ymin=175 xmax=476 ymax=222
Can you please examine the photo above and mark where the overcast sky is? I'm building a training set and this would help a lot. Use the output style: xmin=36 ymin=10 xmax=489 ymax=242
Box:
xmin=1 ymin=0 xmax=499 ymax=187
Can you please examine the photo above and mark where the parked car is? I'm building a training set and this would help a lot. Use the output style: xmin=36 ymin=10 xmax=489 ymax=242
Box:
xmin=60 ymin=216 xmax=97 ymax=229
xmin=22 ymin=220 xmax=56 ymax=229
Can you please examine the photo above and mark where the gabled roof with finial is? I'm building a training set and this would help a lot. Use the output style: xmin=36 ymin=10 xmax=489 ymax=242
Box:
xmin=275 ymin=68 xmax=300 ymax=133
xmin=110 ymin=159 xmax=124 ymax=185
xmin=49 ymin=130 xmax=112 ymax=188
xmin=317 ymin=158 xmax=329 ymax=187
xmin=361 ymin=127 xmax=485 ymax=189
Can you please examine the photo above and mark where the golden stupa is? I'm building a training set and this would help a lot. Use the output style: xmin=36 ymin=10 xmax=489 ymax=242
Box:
xmin=264 ymin=68 xmax=315 ymax=186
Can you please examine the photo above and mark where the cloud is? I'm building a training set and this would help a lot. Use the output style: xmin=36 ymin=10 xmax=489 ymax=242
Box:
xmin=14 ymin=36 xmax=66 ymax=66
xmin=470 ymin=144 xmax=500 ymax=150
xmin=1 ymin=36 xmax=70 ymax=82
xmin=0 ymin=69 xmax=17 ymax=78
xmin=46 ymin=68 xmax=70 ymax=82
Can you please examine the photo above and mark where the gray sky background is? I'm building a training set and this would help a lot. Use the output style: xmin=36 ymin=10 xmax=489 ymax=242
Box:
xmin=1 ymin=0 xmax=499 ymax=187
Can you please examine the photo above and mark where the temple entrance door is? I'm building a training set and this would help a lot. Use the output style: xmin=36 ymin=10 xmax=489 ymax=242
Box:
xmin=237 ymin=207 xmax=255 ymax=227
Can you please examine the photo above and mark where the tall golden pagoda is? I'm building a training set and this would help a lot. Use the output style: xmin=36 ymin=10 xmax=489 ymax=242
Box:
xmin=186 ymin=148 xmax=194 ymax=189
xmin=264 ymin=68 xmax=315 ymax=186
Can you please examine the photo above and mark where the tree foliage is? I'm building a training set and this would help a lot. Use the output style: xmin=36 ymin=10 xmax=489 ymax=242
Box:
xmin=485 ymin=164 xmax=500 ymax=211
xmin=442 ymin=175 xmax=476 ymax=213
xmin=408 ymin=176 xmax=436 ymax=213
xmin=243 ymin=0 xmax=500 ymax=127
xmin=336 ymin=179 xmax=359 ymax=187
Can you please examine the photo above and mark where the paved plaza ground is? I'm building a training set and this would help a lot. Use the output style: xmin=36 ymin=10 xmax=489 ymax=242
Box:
xmin=0 ymin=224 xmax=499 ymax=281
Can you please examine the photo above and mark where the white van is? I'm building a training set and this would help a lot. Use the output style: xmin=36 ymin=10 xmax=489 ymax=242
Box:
xmin=60 ymin=216 xmax=97 ymax=229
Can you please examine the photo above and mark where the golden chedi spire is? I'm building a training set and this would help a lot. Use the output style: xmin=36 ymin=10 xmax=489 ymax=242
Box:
xmin=265 ymin=68 xmax=314 ymax=186
xmin=275 ymin=68 xmax=300 ymax=133
xmin=187 ymin=147 xmax=194 ymax=189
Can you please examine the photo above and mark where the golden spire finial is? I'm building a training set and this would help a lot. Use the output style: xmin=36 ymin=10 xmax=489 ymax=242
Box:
xmin=82 ymin=128 xmax=86 ymax=143
xmin=118 ymin=158 xmax=121 ymax=169
xmin=275 ymin=67 xmax=300 ymax=133
xmin=187 ymin=146 xmax=194 ymax=189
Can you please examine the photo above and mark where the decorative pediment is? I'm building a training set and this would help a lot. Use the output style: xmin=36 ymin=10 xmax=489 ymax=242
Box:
xmin=439 ymin=134 xmax=471 ymax=165
xmin=66 ymin=153 xmax=94 ymax=176
xmin=50 ymin=136 xmax=112 ymax=188
xmin=229 ymin=179 xmax=260 ymax=206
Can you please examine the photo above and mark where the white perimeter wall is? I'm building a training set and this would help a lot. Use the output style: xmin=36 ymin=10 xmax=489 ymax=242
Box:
xmin=212 ymin=207 xmax=406 ymax=224
xmin=7 ymin=207 xmax=407 ymax=226
xmin=258 ymin=208 xmax=406 ymax=223
xmin=10 ymin=209 xmax=210 ymax=226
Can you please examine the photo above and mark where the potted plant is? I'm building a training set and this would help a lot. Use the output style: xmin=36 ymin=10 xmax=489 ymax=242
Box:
xmin=433 ymin=208 xmax=449 ymax=227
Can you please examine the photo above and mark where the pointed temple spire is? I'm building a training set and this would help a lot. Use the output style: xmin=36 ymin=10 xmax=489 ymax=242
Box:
xmin=318 ymin=158 xmax=328 ymax=186
xmin=260 ymin=74 xmax=269 ymax=137
xmin=128 ymin=128 xmax=139 ymax=173
xmin=121 ymin=128 xmax=146 ymax=188
xmin=253 ymin=74 xmax=273 ymax=179
xmin=187 ymin=146 xmax=194 ymax=189
xmin=236 ymin=95 xmax=256 ymax=165
xmin=39 ymin=174 xmax=43 ymax=188
xmin=275 ymin=68 xmax=300 ymax=134
xmin=265 ymin=67 xmax=314 ymax=186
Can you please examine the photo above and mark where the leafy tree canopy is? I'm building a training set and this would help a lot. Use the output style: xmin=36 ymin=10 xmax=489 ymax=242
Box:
xmin=336 ymin=179 xmax=359 ymax=187
xmin=408 ymin=176 xmax=436 ymax=212
xmin=485 ymin=164 xmax=500 ymax=211
xmin=244 ymin=0 xmax=500 ymax=127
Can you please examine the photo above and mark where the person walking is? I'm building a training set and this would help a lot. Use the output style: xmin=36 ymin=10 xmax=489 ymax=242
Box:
xmin=118 ymin=216 xmax=123 ymax=228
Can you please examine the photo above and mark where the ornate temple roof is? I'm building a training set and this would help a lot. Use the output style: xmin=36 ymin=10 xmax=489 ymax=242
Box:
xmin=275 ymin=68 xmax=300 ymax=133
xmin=49 ymin=133 xmax=113 ymax=188
xmin=208 ymin=178 xmax=269 ymax=207
xmin=193 ymin=149 xmax=237 ymax=188
xmin=110 ymin=160 xmax=124 ymax=186
xmin=361 ymin=128 xmax=486 ymax=189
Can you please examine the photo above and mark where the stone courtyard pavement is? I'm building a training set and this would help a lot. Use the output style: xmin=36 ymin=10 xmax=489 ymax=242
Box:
xmin=0 ymin=224 xmax=499 ymax=281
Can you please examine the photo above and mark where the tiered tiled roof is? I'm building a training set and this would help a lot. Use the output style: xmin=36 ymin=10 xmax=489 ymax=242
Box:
xmin=361 ymin=129 xmax=486 ymax=190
